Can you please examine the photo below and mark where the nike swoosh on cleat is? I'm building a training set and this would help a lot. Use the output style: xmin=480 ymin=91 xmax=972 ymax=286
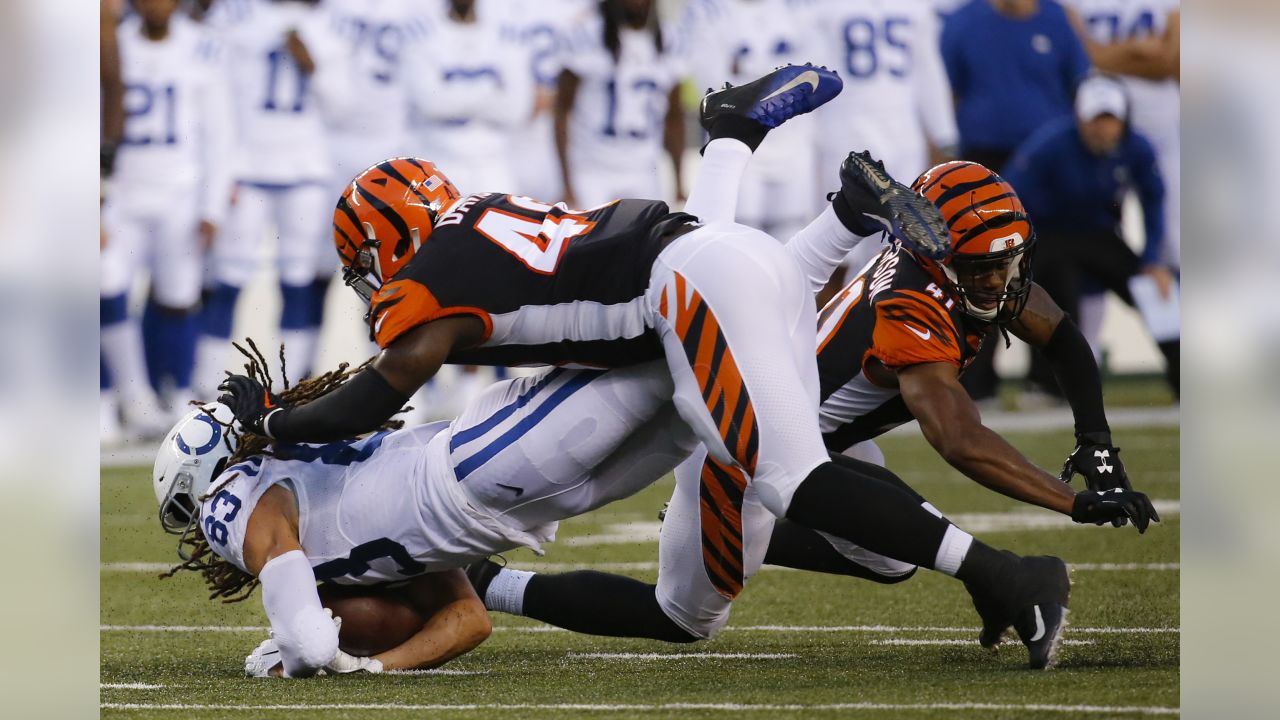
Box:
xmin=761 ymin=70 xmax=820 ymax=102
xmin=1029 ymin=605 xmax=1046 ymax=642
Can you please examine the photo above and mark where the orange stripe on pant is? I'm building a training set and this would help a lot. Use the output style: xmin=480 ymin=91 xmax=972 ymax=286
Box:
xmin=699 ymin=457 xmax=749 ymax=599
xmin=669 ymin=273 xmax=761 ymax=475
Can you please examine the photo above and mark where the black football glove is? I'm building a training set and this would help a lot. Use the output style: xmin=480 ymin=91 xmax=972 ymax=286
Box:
xmin=1071 ymin=488 xmax=1160 ymax=533
xmin=217 ymin=375 xmax=282 ymax=436
xmin=1060 ymin=432 xmax=1131 ymax=527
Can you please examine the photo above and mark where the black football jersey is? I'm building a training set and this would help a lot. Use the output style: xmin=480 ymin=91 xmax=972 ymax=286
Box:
xmin=814 ymin=245 xmax=988 ymax=451
xmin=368 ymin=193 xmax=687 ymax=368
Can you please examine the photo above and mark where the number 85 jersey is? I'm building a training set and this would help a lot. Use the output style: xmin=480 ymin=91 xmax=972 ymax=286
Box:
xmin=367 ymin=193 xmax=685 ymax=368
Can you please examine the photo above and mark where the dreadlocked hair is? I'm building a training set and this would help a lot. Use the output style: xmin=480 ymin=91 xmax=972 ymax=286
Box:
xmin=160 ymin=337 xmax=406 ymax=603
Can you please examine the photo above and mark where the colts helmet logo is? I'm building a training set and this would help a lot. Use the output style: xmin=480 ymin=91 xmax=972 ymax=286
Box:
xmin=175 ymin=412 xmax=223 ymax=456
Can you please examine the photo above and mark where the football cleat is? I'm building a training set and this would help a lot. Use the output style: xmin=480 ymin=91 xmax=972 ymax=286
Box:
xmin=1000 ymin=555 xmax=1072 ymax=670
xmin=700 ymin=63 xmax=843 ymax=132
xmin=964 ymin=579 xmax=1013 ymax=650
xmin=464 ymin=556 xmax=506 ymax=601
xmin=837 ymin=150 xmax=950 ymax=262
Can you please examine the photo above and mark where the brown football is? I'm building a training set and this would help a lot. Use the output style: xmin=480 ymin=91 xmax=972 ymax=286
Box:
xmin=317 ymin=584 xmax=427 ymax=657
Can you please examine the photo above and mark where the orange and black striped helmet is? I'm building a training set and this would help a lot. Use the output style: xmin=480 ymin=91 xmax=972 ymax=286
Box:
xmin=911 ymin=161 xmax=1036 ymax=324
xmin=332 ymin=157 xmax=462 ymax=303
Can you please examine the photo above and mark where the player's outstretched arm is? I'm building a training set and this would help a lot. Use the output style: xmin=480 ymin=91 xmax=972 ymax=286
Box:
xmin=372 ymin=570 xmax=493 ymax=672
xmin=897 ymin=361 xmax=1076 ymax=515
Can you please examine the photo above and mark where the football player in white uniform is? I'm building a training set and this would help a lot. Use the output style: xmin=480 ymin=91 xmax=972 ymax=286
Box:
xmin=405 ymin=0 xmax=537 ymax=194
xmin=1065 ymin=0 xmax=1180 ymax=267
xmin=679 ymin=0 xmax=819 ymax=241
xmin=556 ymin=0 xmax=686 ymax=208
xmin=101 ymin=0 xmax=234 ymax=438
xmin=157 ymin=356 xmax=695 ymax=676
xmin=793 ymin=0 xmax=959 ymax=293
xmin=503 ymin=0 xmax=592 ymax=202
xmin=193 ymin=0 xmax=349 ymax=399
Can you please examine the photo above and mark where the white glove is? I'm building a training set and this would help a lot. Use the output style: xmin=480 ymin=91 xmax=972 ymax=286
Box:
xmin=244 ymin=636 xmax=283 ymax=678
xmin=321 ymin=609 xmax=383 ymax=675
xmin=325 ymin=648 xmax=384 ymax=674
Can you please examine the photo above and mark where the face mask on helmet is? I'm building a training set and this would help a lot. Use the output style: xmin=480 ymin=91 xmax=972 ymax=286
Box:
xmin=153 ymin=404 xmax=238 ymax=563
xmin=912 ymin=160 xmax=1037 ymax=325
xmin=332 ymin=157 xmax=462 ymax=304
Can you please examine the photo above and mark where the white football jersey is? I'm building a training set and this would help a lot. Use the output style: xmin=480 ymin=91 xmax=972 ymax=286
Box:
xmin=323 ymin=0 xmax=431 ymax=138
xmin=404 ymin=0 xmax=537 ymax=192
xmin=114 ymin=14 xmax=235 ymax=221
xmin=204 ymin=0 xmax=347 ymax=184
xmin=793 ymin=0 xmax=958 ymax=183
xmin=202 ymin=423 xmax=554 ymax=586
xmin=1062 ymin=0 xmax=1179 ymax=151
xmin=678 ymin=0 xmax=814 ymax=177
xmin=561 ymin=15 xmax=683 ymax=173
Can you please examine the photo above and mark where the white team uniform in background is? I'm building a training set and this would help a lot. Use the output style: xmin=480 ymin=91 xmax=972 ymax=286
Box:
xmin=405 ymin=0 xmax=537 ymax=195
xmin=504 ymin=0 xmax=593 ymax=203
xmin=794 ymin=0 xmax=958 ymax=272
xmin=1065 ymin=0 xmax=1181 ymax=267
xmin=680 ymin=0 xmax=819 ymax=240
xmin=102 ymin=14 xmax=234 ymax=432
xmin=195 ymin=0 xmax=350 ymax=395
xmin=325 ymin=0 xmax=431 ymax=196
xmin=204 ymin=363 xmax=694 ymax=584
xmin=561 ymin=15 xmax=684 ymax=207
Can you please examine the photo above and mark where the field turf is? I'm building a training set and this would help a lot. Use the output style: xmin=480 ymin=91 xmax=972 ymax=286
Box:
xmin=101 ymin=420 xmax=1179 ymax=719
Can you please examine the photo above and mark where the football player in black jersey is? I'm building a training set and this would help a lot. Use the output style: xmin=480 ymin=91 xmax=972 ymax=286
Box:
xmin=221 ymin=64 xmax=1081 ymax=669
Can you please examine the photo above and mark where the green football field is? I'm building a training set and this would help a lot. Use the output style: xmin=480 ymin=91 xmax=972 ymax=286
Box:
xmin=101 ymin=416 xmax=1179 ymax=719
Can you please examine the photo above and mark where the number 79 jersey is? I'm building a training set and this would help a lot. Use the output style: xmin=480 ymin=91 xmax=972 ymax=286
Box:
xmin=368 ymin=193 xmax=683 ymax=368
xmin=200 ymin=423 xmax=555 ymax=586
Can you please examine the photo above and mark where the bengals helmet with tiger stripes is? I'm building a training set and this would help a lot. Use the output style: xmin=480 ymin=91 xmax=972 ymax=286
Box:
xmin=911 ymin=160 xmax=1036 ymax=325
xmin=332 ymin=157 xmax=462 ymax=303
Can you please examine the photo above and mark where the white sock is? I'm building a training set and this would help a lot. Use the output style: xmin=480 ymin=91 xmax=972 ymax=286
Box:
xmin=193 ymin=335 xmax=233 ymax=401
xmin=784 ymin=205 xmax=870 ymax=297
xmin=101 ymin=320 xmax=156 ymax=405
xmin=682 ymin=138 xmax=753 ymax=224
xmin=281 ymin=329 xmax=319 ymax=383
xmin=484 ymin=568 xmax=535 ymax=615
xmin=933 ymin=524 xmax=974 ymax=577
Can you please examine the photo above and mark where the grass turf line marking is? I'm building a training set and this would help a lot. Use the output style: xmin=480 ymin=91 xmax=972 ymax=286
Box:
xmin=384 ymin=669 xmax=490 ymax=676
xmin=100 ymin=683 xmax=165 ymax=690
xmin=99 ymin=702 xmax=1179 ymax=715
xmin=871 ymin=639 xmax=1096 ymax=647
xmin=568 ymin=652 xmax=796 ymax=660
xmin=100 ymin=624 xmax=1178 ymax=634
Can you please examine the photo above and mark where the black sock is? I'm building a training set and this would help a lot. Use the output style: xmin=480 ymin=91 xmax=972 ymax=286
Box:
xmin=523 ymin=571 xmax=699 ymax=643
xmin=784 ymin=460 xmax=949 ymax=568
xmin=764 ymin=519 xmax=917 ymax=584
xmin=705 ymin=116 xmax=768 ymax=153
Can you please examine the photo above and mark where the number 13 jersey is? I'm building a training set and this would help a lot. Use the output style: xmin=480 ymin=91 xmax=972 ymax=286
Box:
xmin=367 ymin=193 xmax=687 ymax=368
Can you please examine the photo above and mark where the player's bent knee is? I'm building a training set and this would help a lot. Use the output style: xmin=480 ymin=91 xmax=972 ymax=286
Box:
xmin=752 ymin=460 xmax=822 ymax=519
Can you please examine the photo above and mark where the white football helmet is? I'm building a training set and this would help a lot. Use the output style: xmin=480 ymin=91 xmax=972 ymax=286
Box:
xmin=153 ymin=403 xmax=237 ymax=538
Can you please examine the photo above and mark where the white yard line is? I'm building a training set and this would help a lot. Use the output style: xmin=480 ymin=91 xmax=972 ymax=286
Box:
xmin=568 ymin=652 xmax=796 ymax=660
xmin=384 ymin=669 xmax=489 ymax=676
xmin=101 ymin=623 xmax=1178 ymax=635
xmin=99 ymin=701 xmax=1180 ymax=715
xmin=100 ymin=683 xmax=165 ymax=690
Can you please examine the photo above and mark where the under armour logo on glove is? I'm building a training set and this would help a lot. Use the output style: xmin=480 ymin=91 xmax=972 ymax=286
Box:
xmin=1094 ymin=449 xmax=1113 ymax=474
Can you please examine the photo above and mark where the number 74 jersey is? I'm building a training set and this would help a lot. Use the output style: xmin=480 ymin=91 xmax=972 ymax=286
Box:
xmin=368 ymin=193 xmax=682 ymax=368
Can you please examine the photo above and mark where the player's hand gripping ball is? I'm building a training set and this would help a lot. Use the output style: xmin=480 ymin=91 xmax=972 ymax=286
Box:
xmin=318 ymin=584 xmax=427 ymax=657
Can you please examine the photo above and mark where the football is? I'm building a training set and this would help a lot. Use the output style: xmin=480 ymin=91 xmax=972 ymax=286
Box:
xmin=317 ymin=584 xmax=427 ymax=657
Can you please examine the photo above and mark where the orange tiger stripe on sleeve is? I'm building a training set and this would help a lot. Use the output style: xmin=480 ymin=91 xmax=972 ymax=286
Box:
xmin=369 ymin=279 xmax=494 ymax=349
xmin=866 ymin=291 xmax=963 ymax=369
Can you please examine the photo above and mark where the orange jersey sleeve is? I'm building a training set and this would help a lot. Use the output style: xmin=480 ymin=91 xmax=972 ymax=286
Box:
xmin=865 ymin=289 xmax=964 ymax=369
xmin=369 ymin=279 xmax=493 ymax=349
